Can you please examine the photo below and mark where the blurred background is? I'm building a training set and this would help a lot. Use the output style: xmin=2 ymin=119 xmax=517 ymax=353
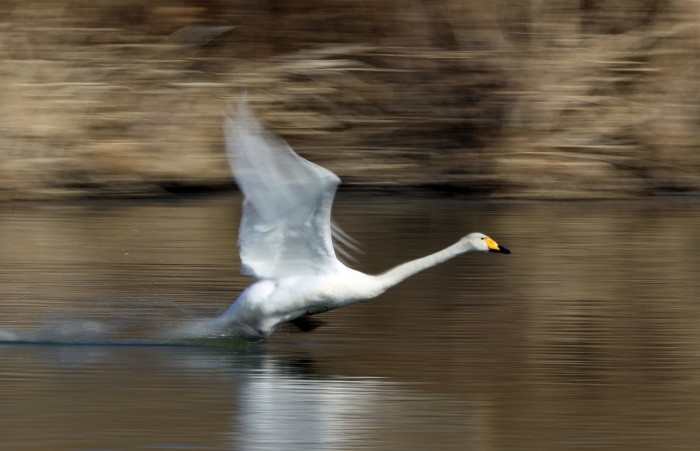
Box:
xmin=0 ymin=0 xmax=699 ymax=200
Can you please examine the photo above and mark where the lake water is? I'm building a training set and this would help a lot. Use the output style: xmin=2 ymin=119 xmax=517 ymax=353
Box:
xmin=1 ymin=193 xmax=699 ymax=450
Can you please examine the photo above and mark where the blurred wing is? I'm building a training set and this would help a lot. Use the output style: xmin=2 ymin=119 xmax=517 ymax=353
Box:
xmin=224 ymin=99 xmax=341 ymax=278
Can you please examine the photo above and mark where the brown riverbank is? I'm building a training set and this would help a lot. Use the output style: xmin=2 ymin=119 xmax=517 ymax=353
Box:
xmin=1 ymin=1 xmax=699 ymax=200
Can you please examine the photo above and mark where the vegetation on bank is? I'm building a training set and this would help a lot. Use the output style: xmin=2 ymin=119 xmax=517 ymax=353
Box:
xmin=1 ymin=0 xmax=698 ymax=200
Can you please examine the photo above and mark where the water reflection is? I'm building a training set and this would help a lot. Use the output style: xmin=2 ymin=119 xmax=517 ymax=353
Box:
xmin=0 ymin=194 xmax=700 ymax=449
xmin=231 ymin=352 xmax=488 ymax=451
xmin=0 ymin=343 xmax=488 ymax=450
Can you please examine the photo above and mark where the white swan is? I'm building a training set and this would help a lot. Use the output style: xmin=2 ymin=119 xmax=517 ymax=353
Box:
xmin=196 ymin=99 xmax=510 ymax=341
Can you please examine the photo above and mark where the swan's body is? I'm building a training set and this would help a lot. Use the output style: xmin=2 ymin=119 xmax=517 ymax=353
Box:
xmin=193 ymin=100 xmax=510 ymax=341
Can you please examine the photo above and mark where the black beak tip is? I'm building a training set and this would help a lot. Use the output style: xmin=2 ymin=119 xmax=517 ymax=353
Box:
xmin=490 ymin=246 xmax=511 ymax=254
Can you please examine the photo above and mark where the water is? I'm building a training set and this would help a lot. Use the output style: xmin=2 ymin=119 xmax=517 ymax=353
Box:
xmin=1 ymin=193 xmax=699 ymax=450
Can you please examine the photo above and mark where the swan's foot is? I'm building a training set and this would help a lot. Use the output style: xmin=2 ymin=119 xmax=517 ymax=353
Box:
xmin=289 ymin=315 xmax=326 ymax=332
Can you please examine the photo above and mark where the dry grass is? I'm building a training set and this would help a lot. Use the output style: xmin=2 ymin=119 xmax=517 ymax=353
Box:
xmin=0 ymin=0 xmax=698 ymax=200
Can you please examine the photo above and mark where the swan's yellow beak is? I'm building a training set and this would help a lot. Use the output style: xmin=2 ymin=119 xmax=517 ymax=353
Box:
xmin=486 ymin=237 xmax=511 ymax=254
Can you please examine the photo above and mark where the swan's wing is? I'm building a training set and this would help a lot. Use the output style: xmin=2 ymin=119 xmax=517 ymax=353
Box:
xmin=224 ymin=99 xmax=342 ymax=278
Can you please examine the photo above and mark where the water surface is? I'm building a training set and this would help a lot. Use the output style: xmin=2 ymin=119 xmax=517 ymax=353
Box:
xmin=1 ymin=193 xmax=699 ymax=450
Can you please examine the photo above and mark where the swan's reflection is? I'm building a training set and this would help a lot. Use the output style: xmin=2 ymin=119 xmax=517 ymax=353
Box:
xmin=234 ymin=356 xmax=388 ymax=450
xmin=178 ymin=349 xmax=487 ymax=450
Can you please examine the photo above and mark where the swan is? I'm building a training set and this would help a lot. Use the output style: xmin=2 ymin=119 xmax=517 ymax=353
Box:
xmin=192 ymin=99 xmax=510 ymax=341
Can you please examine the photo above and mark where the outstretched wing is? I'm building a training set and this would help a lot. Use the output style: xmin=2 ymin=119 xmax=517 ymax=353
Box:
xmin=224 ymin=99 xmax=341 ymax=279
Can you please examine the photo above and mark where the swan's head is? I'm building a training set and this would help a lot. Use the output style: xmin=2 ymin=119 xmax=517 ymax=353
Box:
xmin=462 ymin=232 xmax=511 ymax=254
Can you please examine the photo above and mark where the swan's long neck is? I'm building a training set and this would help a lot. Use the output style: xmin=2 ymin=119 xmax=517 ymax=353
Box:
xmin=374 ymin=240 xmax=472 ymax=291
